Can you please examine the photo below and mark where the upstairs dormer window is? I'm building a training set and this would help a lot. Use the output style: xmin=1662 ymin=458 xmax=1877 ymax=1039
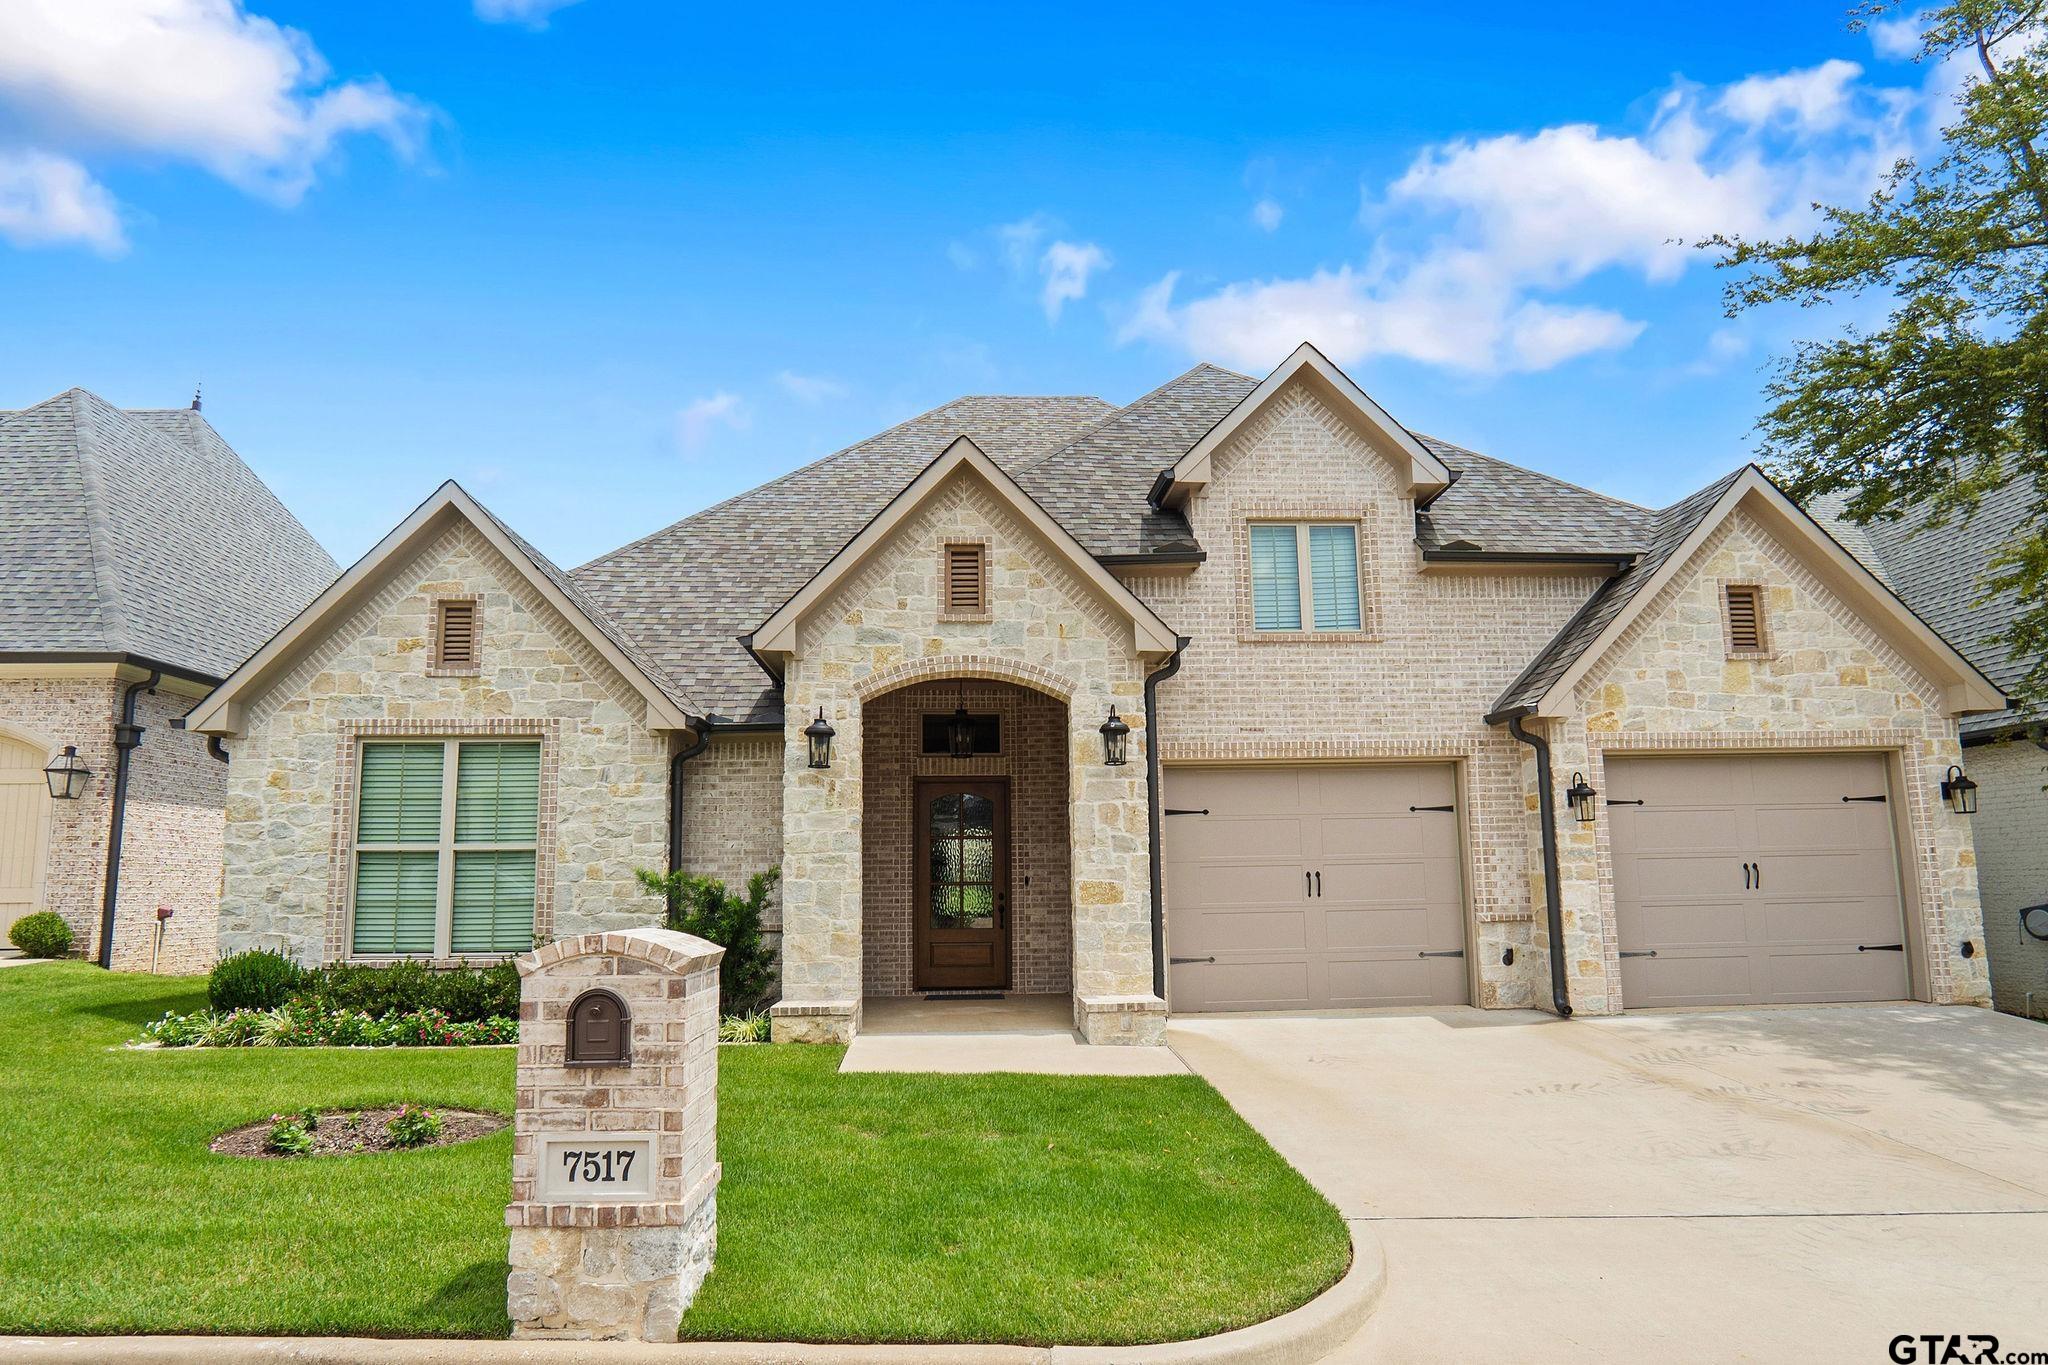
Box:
xmin=1250 ymin=522 xmax=1361 ymax=632
xmin=432 ymin=597 xmax=480 ymax=674
xmin=941 ymin=541 xmax=989 ymax=620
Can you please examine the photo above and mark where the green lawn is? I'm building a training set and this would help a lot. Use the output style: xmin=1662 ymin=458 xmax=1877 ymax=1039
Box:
xmin=0 ymin=962 xmax=1349 ymax=1344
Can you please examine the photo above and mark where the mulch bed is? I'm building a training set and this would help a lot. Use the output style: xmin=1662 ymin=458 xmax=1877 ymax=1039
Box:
xmin=210 ymin=1107 xmax=508 ymax=1159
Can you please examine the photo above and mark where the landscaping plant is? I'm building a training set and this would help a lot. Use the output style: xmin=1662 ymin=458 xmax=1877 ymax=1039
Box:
xmin=719 ymin=1012 xmax=771 ymax=1043
xmin=139 ymin=1004 xmax=516 ymax=1049
xmin=7 ymin=912 xmax=72 ymax=960
xmin=636 ymin=865 xmax=779 ymax=1015
xmin=385 ymin=1105 xmax=443 ymax=1148
xmin=207 ymin=949 xmax=306 ymax=1013
xmin=264 ymin=1113 xmax=315 ymax=1157
xmin=297 ymin=958 xmax=518 ymax=1023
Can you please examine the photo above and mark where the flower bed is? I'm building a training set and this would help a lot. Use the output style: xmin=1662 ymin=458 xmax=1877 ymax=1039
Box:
xmin=137 ymin=1002 xmax=516 ymax=1049
xmin=211 ymin=1106 xmax=507 ymax=1158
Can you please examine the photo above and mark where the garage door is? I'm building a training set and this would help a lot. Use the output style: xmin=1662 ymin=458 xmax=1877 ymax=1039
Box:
xmin=0 ymin=734 xmax=54 ymax=940
xmin=1607 ymin=753 xmax=1910 ymax=1007
xmin=1163 ymin=764 xmax=1468 ymax=1012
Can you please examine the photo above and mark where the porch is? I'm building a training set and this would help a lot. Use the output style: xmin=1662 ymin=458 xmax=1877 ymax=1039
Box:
xmin=841 ymin=992 xmax=1188 ymax=1074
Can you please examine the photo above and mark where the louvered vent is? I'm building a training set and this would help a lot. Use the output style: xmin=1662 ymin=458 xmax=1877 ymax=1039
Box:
xmin=1724 ymin=585 xmax=1763 ymax=652
xmin=437 ymin=599 xmax=479 ymax=670
xmin=945 ymin=544 xmax=986 ymax=615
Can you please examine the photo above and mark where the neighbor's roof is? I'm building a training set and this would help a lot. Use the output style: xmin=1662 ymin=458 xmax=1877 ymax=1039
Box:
xmin=0 ymin=388 xmax=339 ymax=682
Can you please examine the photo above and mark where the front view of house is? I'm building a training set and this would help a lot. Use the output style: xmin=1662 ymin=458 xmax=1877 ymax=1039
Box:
xmin=185 ymin=344 xmax=2005 ymax=1043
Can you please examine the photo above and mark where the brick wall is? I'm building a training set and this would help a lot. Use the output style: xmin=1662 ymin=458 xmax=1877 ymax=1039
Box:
xmin=677 ymin=732 xmax=783 ymax=934
xmin=1970 ymin=737 xmax=2048 ymax=1017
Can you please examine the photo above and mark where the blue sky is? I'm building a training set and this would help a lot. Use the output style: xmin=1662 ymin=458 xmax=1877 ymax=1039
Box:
xmin=0 ymin=2 xmax=1953 ymax=567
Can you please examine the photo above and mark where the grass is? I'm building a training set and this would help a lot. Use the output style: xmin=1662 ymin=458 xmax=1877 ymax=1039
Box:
xmin=0 ymin=962 xmax=1350 ymax=1344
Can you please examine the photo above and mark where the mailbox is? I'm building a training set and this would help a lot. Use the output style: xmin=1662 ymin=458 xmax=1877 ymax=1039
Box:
xmin=566 ymin=988 xmax=630 ymax=1066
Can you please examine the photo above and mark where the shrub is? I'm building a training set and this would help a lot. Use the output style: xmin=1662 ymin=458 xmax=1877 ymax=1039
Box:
xmin=719 ymin=1012 xmax=771 ymax=1043
xmin=385 ymin=1105 xmax=442 ymax=1148
xmin=137 ymin=1004 xmax=516 ymax=1049
xmin=265 ymin=1114 xmax=314 ymax=1156
xmin=296 ymin=958 xmax=518 ymax=1023
xmin=8 ymin=911 xmax=72 ymax=959
xmin=209 ymin=949 xmax=305 ymax=1013
xmin=636 ymin=865 xmax=779 ymax=1016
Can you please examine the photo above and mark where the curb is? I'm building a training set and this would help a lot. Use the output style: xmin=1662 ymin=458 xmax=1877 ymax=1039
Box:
xmin=0 ymin=1228 xmax=1383 ymax=1365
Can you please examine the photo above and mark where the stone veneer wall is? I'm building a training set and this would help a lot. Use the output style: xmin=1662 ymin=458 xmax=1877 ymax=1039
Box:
xmin=1547 ymin=508 xmax=1991 ymax=1014
xmin=219 ymin=523 xmax=671 ymax=965
xmin=776 ymin=466 xmax=1156 ymax=1043
xmin=677 ymin=731 xmax=783 ymax=941
xmin=1965 ymin=737 xmax=2048 ymax=1018
xmin=860 ymin=679 xmax=1071 ymax=997
xmin=1124 ymin=383 xmax=1606 ymax=1009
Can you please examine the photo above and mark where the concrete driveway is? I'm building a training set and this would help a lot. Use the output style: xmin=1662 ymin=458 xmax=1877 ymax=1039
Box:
xmin=1167 ymin=1004 xmax=2048 ymax=1364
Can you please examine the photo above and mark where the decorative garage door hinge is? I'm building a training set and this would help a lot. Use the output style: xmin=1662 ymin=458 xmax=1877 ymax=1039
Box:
xmin=1164 ymin=807 xmax=1209 ymax=816
xmin=1169 ymin=956 xmax=1216 ymax=965
xmin=1857 ymin=943 xmax=1905 ymax=952
xmin=1842 ymin=794 xmax=1888 ymax=803
xmin=1408 ymin=804 xmax=1455 ymax=812
xmin=1619 ymin=950 xmax=1658 ymax=959
xmin=1416 ymin=949 xmax=1464 ymax=958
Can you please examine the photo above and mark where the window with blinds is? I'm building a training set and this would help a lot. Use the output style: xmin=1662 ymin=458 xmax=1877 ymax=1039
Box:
xmin=1251 ymin=522 xmax=1362 ymax=632
xmin=352 ymin=738 xmax=540 ymax=957
xmin=1724 ymin=584 xmax=1765 ymax=652
xmin=434 ymin=599 xmax=479 ymax=672
xmin=944 ymin=543 xmax=987 ymax=616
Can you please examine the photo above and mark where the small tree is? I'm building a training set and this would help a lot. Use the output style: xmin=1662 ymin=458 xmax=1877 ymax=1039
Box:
xmin=634 ymin=866 xmax=779 ymax=1017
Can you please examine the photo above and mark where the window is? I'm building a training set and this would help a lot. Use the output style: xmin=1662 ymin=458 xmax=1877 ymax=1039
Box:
xmin=433 ymin=598 xmax=480 ymax=673
xmin=1250 ymin=522 xmax=1362 ymax=632
xmin=921 ymin=713 xmax=1001 ymax=755
xmin=1724 ymin=584 xmax=1766 ymax=653
xmin=943 ymin=543 xmax=987 ymax=617
xmin=351 ymin=738 xmax=540 ymax=957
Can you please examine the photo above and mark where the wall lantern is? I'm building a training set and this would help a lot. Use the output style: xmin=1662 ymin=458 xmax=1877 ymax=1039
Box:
xmin=2020 ymin=904 xmax=2048 ymax=943
xmin=946 ymin=705 xmax=976 ymax=759
xmin=1099 ymin=706 xmax=1130 ymax=766
xmin=43 ymin=745 xmax=92 ymax=800
xmin=1564 ymin=772 xmax=1598 ymax=824
xmin=803 ymin=709 xmax=836 ymax=770
xmin=1940 ymin=764 xmax=1978 ymax=815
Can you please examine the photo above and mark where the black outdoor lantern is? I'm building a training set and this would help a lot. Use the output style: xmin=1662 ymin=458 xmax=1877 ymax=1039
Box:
xmin=1099 ymin=706 xmax=1130 ymax=766
xmin=1940 ymin=763 xmax=1979 ymax=815
xmin=42 ymin=745 xmax=91 ymax=800
xmin=946 ymin=705 xmax=975 ymax=759
xmin=1564 ymin=771 xmax=1598 ymax=824
xmin=803 ymin=709 xmax=836 ymax=770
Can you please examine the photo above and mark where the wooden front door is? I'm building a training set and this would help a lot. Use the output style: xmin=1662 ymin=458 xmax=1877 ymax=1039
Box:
xmin=912 ymin=778 xmax=1010 ymax=990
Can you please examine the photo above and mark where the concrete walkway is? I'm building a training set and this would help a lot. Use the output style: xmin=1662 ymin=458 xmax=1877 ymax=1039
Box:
xmin=842 ymin=995 xmax=1187 ymax=1075
xmin=1167 ymin=1003 xmax=2048 ymax=1364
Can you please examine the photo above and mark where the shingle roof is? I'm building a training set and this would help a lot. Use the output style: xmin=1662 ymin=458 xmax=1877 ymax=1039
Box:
xmin=1811 ymin=482 xmax=2039 ymax=737
xmin=1489 ymin=469 xmax=1746 ymax=718
xmin=1415 ymin=437 xmax=1656 ymax=556
xmin=0 ymin=389 xmax=339 ymax=681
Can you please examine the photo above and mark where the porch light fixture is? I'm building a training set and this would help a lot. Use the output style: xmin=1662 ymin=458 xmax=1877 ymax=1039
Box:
xmin=803 ymin=709 xmax=835 ymax=770
xmin=946 ymin=705 xmax=976 ymax=759
xmin=1940 ymin=764 xmax=1978 ymax=815
xmin=43 ymin=745 xmax=91 ymax=800
xmin=1564 ymin=772 xmax=1598 ymax=824
xmin=1099 ymin=706 xmax=1130 ymax=766
xmin=2020 ymin=904 xmax=2048 ymax=943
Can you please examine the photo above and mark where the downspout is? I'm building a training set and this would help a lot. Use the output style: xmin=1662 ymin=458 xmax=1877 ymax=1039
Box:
xmin=97 ymin=669 xmax=161 ymax=970
xmin=667 ymin=724 xmax=713 ymax=875
xmin=1506 ymin=712 xmax=1573 ymax=1018
xmin=206 ymin=736 xmax=229 ymax=764
xmin=1144 ymin=638 xmax=1191 ymax=1001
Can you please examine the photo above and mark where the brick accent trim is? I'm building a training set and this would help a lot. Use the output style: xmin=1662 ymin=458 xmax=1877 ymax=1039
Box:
xmin=855 ymin=653 xmax=1077 ymax=705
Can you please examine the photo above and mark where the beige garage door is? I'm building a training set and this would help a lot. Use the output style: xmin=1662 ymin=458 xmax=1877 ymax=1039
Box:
xmin=0 ymin=734 xmax=54 ymax=940
xmin=1164 ymin=764 xmax=1468 ymax=1012
xmin=1607 ymin=753 xmax=1910 ymax=1007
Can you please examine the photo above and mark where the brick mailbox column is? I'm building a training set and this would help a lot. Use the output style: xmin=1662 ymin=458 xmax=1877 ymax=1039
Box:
xmin=505 ymin=927 xmax=725 ymax=1342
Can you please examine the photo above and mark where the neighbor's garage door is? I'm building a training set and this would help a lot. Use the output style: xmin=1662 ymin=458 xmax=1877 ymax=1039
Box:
xmin=1607 ymin=753 xmax=1910 ymax=1007
xmin=1163 ymin=765 xmax=1468 ymax=1012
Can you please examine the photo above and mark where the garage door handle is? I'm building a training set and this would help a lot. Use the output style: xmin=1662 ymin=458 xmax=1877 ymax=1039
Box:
xmin=1417 ymin=950 xmax=1464 ymax=959
xmin=1619 ymin=950 xmax=1658 ymax=959
xmin=1858 ymin=943 xmax=1905 ymax=952
xmin=1170 ymin=956 xmax=1216 ymax=965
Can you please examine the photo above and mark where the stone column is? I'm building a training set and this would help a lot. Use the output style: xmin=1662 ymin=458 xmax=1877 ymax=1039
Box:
xmin=1069 ymin=677 xmax=1167 ymax=1045
xmin=505 ymin=927 xmax=723 ymax=1342
xmin=771 ymin=664 xmax=863 ymax=1043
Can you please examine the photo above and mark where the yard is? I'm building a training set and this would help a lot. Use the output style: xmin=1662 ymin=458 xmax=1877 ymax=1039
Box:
xmin=0 ymin=962 xmax=1348 ymax=1344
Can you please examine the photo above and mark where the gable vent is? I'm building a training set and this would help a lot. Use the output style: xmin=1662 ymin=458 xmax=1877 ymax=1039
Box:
xmin=945 ymin=544 xmax=987 ymax=616
xmin=1724 ymin=585 xmax=1764 ymax=652
xmin=436 ymin=598 xmax=480 ymax=671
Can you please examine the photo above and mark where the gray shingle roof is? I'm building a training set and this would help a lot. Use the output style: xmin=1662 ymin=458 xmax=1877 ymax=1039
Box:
xmin=1415 ymin=437 xmax=1656 ymax=556
xmin=0 ymin=389 xmax=339 ymax=681
xmin=1489 ymin=469 xmax=1747 ymax=719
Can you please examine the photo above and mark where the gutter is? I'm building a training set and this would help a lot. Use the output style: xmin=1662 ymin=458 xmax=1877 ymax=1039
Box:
xmin=1503 ymin=708 xmax=1573 ymax=1018
xmin=1097 ymin=549 xmax=1207 ymax=569
xmin=1420 ymin=549 xmax=1636 ymax=569
xmin=0 ymin=650 xmax=219 ymax=689
xmin=97 ymin=668 xmax=161 ymax=970
xmin=1144 ymin=637 xmax=1192 ymax=1000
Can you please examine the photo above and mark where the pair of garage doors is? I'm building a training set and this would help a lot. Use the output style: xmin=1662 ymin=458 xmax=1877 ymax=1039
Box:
xmin=1162 ymin=753 xmax=1911 ymax=1013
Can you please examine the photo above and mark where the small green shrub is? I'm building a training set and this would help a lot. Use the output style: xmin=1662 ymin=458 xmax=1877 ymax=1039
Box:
xmin=265 ymin=1114 xmax=314 ymax=1156
xmin=8 ymin=911 xmax=72 ymax=959
xmin=719 ymin=1012 xmax=771 ymax=1043
xmin=208 ymin=948 xmax=305 ymax=1013
xmin=385 ymin=1105 xmax=442 ymax=1148
xmin=138 ymin=1004 xmax=516 ymax=1049
xmin=636 ymin=865 xmax=780 ymax=1016
xmin=296 ymin=958 xmax=518 ymax=1022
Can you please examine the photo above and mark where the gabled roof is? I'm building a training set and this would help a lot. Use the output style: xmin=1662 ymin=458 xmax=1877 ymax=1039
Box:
xmin=1489 ymin=466 xmax=2008 ymax=722
xmin=186 ymin=482 xmax=699 ymax=736
xmin=0 ymin=388 xmax=338 ymax=681
xmin=750 ymin=436 xmax=1180 ymax=658
xmin=1156 ymin=343 xmax=1454 ymax=507
xmin=1413 ymin=436 xmax=1656 ymax=560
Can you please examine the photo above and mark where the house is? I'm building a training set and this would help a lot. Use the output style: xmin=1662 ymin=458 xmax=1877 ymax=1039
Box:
xmin=1813 ymin=483 xmax=2048 ymax=1019
xmin=184 ymin=345 xmax=2005 ymax=1042
xmin=0 ymin=389 xmax=338 ymax=971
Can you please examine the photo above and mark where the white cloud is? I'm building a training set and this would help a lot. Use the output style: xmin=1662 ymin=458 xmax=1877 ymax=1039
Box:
xmin=475 ymin=0 xmax=585 ymax=25
xmin=1868 ymin=12 xmax=1926 ymax=59
xmin=996 ymin=213 xmax=1050 ymax=272
xmin=676 ymin=392 xmax=749 ymax=451
xmin=1125 ymin=60 xmax=1920 ymax=376
xmin=0 ymin=151 xmax=124 ymax=254
xmin=1039 ymin=239 xmax=1109 ymax=321
xmin=777 ymin=370 xmax=850 ymax=404
xmin=1251 ymin=197 xmax=1284 ymax=232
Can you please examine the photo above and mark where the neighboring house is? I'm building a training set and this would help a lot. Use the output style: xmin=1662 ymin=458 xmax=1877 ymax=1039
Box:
xmin=186 ymin=345 xmax=2006 ymax=1043
xmin=1813 ymin=483 xmax=2048 ymax=1019
xmin=0 ymin=389 xmax=338 ymax=971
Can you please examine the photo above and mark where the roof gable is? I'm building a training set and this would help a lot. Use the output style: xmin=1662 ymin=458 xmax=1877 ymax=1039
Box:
xmin=749 ymin=436 xmax=1180 ymax=658
xmin=187 ymin=482 xmax=699 ymax=736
